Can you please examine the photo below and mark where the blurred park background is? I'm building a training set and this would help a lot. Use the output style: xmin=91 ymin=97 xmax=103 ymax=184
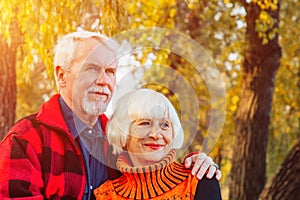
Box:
xmin=0 ymin=0 xmax=299 ymax=199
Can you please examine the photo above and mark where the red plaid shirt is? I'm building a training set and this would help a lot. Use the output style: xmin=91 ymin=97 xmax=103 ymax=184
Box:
xmin=0 ymin=94 xmax=116 ymax=199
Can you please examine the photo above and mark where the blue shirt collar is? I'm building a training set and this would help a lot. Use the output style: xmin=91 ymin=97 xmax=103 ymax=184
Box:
xmin=58 ymin=97 xmax=103 ymax=138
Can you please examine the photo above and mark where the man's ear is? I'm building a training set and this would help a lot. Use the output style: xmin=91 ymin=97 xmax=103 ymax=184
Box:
xmin=55 ymin=66 xmax=66 ymax=88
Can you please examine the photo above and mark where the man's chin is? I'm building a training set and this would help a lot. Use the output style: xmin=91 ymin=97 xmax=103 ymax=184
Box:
xmin=88 ymin=94 xmax=109 ymax=102
xmin=82 ymin=103 xmax=107 ymax=116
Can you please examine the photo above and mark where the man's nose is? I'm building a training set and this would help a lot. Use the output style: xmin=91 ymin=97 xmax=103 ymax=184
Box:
xmin=95 ymin=71 xmax=107 ymax=85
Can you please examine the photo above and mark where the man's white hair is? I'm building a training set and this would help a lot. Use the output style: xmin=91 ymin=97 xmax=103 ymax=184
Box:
xmin=53 ymin=31 xmax=119 ymax=87
xmin=107 ymin=88 xmax=184 ymax=155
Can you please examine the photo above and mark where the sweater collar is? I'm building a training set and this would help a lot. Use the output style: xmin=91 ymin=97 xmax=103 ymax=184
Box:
xmin=113 ymin=149 xmax=191 ymax=199
xmin=117 ymin=149 xmax=176 ymax=173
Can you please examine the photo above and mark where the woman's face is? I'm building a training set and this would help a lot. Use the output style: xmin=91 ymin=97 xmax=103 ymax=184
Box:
xmin=126 ymin=117 xmax=174 ymax=167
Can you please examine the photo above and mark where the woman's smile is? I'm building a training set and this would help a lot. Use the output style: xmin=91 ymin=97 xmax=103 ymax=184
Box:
xmin=144 ymin=143 xmax=164 ymax=150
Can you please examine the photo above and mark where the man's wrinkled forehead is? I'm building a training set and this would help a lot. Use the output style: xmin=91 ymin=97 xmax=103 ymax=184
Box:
xmin=83 ymin=43 xmax=118 ymax=67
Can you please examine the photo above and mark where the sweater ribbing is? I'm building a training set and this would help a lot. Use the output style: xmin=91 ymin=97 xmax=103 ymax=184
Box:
xmin=94 ymin=149 xmax=199 ymax=199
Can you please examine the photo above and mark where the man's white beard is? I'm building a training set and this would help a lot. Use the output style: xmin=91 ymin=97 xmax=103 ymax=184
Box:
xmin=82 ymin=96 xmax=107 ymax=116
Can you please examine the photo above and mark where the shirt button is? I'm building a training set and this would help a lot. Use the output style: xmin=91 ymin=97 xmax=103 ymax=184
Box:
xmin=90 ymin=185 xmax=93 ymax=190
xmin=87 ymin=129 xmax=93 ymax=134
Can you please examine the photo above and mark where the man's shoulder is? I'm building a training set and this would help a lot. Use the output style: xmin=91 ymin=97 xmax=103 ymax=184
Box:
xmin=8 ymin=113 xmax=40 ymax=136
xmin=0 ymin=113 xmax=44 ymax=153
xmin=2 ymin=94 xmax=63 ymax=144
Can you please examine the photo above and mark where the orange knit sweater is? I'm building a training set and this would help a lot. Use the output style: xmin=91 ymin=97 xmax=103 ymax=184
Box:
xmin=94 ymin=149 xmax=199 ymax=199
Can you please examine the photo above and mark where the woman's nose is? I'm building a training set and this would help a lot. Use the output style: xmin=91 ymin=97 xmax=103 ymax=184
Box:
xmin=149 ymin=126 xmax=163 ymax=139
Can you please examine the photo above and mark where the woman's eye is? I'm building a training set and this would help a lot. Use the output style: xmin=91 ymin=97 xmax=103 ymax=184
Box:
xmin=137 ymin=121 xmax=150 ymax=126
xmin=161 ymin=122 xmax=170 ymax=129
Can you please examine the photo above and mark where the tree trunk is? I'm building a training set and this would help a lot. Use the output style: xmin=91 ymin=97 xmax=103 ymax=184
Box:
xmin=259 ymin=138 xmax=300 ymax=199
xmin=0 ymin=38 xmax=17 ymax=140
xmin=0 ymin=18 xmax=21 ymax=140
xmin=229 ymin=1 xmax=281 ymax=200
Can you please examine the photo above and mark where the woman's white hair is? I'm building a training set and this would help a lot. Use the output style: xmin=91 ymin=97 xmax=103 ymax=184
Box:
xmin=53 ymin=31 xmax=118 ymax=87
xmin=107 ymin=88 xmax=184 ymax=154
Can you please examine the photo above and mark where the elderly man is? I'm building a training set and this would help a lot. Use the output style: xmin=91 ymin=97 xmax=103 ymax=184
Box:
xmin=0 ymin=31 xmax=220 ymax=200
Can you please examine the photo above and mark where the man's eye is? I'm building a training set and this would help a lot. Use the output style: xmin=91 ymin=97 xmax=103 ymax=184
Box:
xmin=87 ymin=66 xmax=99 ymax=72
xmin=106 ymin=68 xmax=116 ymax=76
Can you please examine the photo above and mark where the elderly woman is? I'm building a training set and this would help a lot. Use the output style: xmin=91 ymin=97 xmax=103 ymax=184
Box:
xmin=94 ymin=88 xmax=222 ymax=199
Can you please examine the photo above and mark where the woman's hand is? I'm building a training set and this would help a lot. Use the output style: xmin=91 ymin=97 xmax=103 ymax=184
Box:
xmin=184 ymin=152 xmax=222 ymax=180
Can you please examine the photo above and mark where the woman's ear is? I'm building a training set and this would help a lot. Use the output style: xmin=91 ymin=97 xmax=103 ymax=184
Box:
xmin=55 ymin=66 xmax=66 ymax=88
